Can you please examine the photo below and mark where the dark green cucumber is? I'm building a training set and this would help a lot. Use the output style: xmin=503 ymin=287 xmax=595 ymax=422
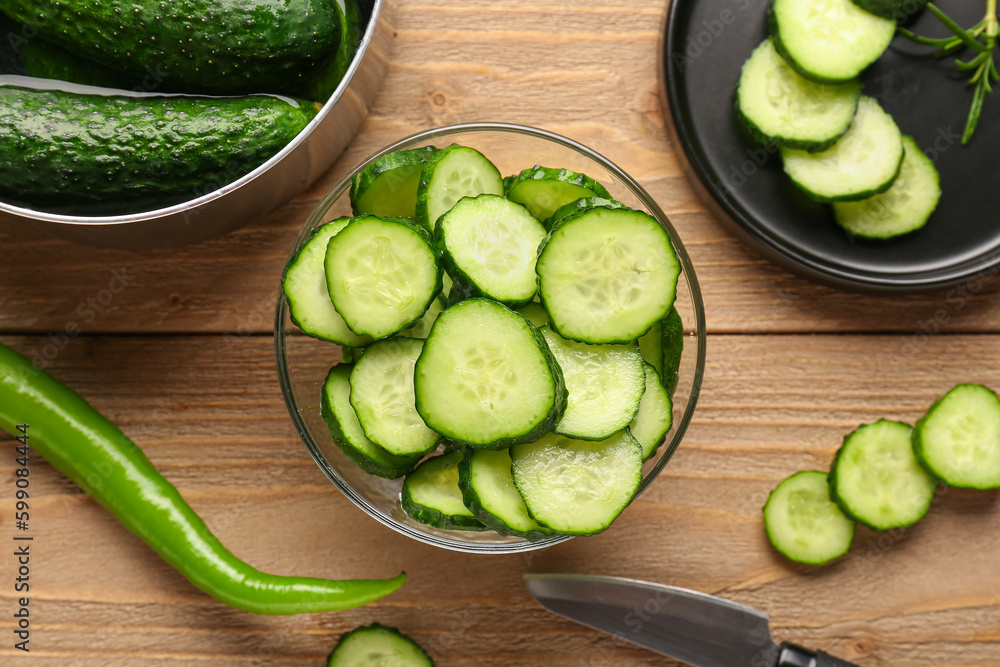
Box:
xmin=19 ymin=40 xmax=135 ymax=89
xmin=304 ymin=0 xmax=364 ymax=103
xmin=2 ymin=0 xmax=340 ymax=94
xmin=0 ymin=86 xmax=319 ymax=211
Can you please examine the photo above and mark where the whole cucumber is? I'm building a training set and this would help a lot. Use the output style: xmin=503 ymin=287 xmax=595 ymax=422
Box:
xmin=0 ymin=0 xmax=340 ymax=94
xmin=0 ymin=85 xmax=319 ymax=211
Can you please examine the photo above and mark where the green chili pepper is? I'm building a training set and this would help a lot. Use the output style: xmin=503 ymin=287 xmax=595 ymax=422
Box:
xmin=0 ymin=342 xmax=405 ymax=615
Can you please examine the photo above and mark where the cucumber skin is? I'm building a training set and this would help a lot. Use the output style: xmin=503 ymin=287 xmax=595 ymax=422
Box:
xmin=544 ymin=197 xmax=625 ymax=230
xmin=2 ymin=0 xmax=339 ymax=94
xmin=769 ymin=4 xmax=872 ymax=85
xmin=851 ymin=0 xmax=929 ymax=20
xmin=504 ymin=165 xmax=613 ymax=200
xmin=327 ymin=623 xmax=435 ymax=667
xmin=0 ymin=86 xmax=318 ymax=210
xmin=762 ymin=470 xmax=855 ymax=565
xmin=828 ymin=419 xmax=936 ymax=529
xmin=456 ymin=449 xmax=554 ymax=541
xmin=913 ymin=384 xmax=1000 ymax=489
xmin=661 ymin=307 xmax=684 ymax=397
xmin=19 ymin=39 xmax=136 ymax=89
xmin=319 ymin=366 xmax=419 ymax=480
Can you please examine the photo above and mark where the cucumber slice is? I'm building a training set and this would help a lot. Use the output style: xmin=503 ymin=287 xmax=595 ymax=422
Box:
xmin=763 ymin=470 xmax=855 ymax=565
xmin=325 ymin=215 xmax=442 ymax=340
xmin=637 ymin=320 xmax=664 ymax=378
xmin=628 ymin=363 xmax=673 ymax=460
xmin=661 ymin=306 xmax=684 ymax=397
xmin=350 ymin=146 xmax=438 ymax=219
xmin=736 ymin=38 xmax=862 ymax=151
xmin=545 ymin=196 xmax=625 ymax=230
xmin=282 ymin=218 xmax=371 ymax=347
xmin=536 ymin=207 xmax=681 ymax=344
xmin=349 ymin=337 xmax=441 ymax=456
xmin=511 ymin=431 xmax=643 ymax=535
xmin=436 ymin=194 xmax=547 ymax=305
xmin=914 ymin=384 xmax=1000 ymax=489
xmin=833 ymin=136 xmax=941 ymax=239
xmin=415 ymin=144 xmax=504 ymax=230
xmin=540 ymin=325 xmax=646 ymax=441
xmin=851 ymin=0 xmax=929 ymax=20
xmin=328 ymin=623 xmax=434 ymax=667
xmin=770 ymin=0 xmax=895 ymax=84
xmin=515 ymin=301 xmax=549 ymax=328
xmin=830 ymin=420 xmax=937 ymax=530
xmin=414 ymin=299 xmax=566 ymax=448
xmin=399 ymin=296 xmax=443 ymax=340
xmin=505 ymin=165 xmax=613 ymax=224
xmin=401 ymin=451 xmax=485 ymax=531
xmin=781 ymin=96 xmax=904 ymax=203
xmin=458 ymin=447 xmax=555 ymax=539
xmin=320 ymin=365 xmax=420 ymax=479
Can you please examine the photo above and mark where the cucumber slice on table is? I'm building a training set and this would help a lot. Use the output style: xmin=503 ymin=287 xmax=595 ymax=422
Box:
xmin=770 ymin=0 xmax=896 ymax=84
xmin=327 ymin=623 xmax=434 ymax=667
xmin=320 ymin=365 xmax=421 ymax=479
xmin=736 ymin=38 xmax=862 ymax=151
xmin=781 ymin=96 xmax=903 ymax=203
xmin=830 ymin=420 xmax=937 ymax=530
xmin=414 ymin=299 xmax=567 ymax=448
xmin=458 ymin=448 xmax=554 ymax=539
xmin=401 ymin=451 xmax=485 ymax=531
xmin=282 ymin=218 xmax=372 ymax=347
xmin=628 ymin=363 xmax=673 ymax=460
xmin=763 ymin=470 xmax=855 ymax=565
xmin=540 ymin=325 xmax=646 ymax=441
xmin=536 ymin=207 xmax=681 ymax=344
xmin=851 ymin=0 xmax=929 ymax=19
xmin=324 ymin=215 xmax=442 ymax=339
xmin=545 ymin=196 xmax=625 ymax=229
xmin=833 ymin=136 xmax=941 ymax=239
xmin=436 ymin=194 xmax=547 ymax=305
xmin=505 ymin=165 xmax=613 ymax=224
xmin=350 ymin=146 xmax=438 ymax=218
xmin=914 ymin=384 xmax=1000 ymax=489
xmin=415 ymin=144 xmax=504 ymax=230
xmin=349 ymin=337 xmax=441 ymax=456
xmin=511 ymin=431 xmax=643 ymax=535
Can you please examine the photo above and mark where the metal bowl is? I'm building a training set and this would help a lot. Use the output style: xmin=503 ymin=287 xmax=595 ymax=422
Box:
xmin=0 ymin=0 xmax=393 ymax=249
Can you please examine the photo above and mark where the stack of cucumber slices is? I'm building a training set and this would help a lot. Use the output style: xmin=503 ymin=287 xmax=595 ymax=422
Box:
xmin=764 ymin=383 xmax=1000 ymax=565
xmin=736 ymin=0 xmax=941 ymax=240
xmin=283 ymin=143 xmax=685 ymax=539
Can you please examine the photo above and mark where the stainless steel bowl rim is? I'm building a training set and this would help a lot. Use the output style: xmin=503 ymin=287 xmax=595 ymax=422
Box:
xmin=0 ymin=0 xmax=385 ymax=226
xmin=275 ymin=122 xmax=707 ymax=554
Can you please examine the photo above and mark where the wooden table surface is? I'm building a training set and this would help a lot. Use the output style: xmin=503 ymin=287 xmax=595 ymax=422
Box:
xmin=2 ymin=0 xmax=1000 ymax=664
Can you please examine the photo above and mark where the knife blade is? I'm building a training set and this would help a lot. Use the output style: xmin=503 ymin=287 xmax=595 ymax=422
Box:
xmin=524 ymin=573 xmax=858 ymax=667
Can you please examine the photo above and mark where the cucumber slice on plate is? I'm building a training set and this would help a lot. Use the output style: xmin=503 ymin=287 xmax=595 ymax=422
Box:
xmin=349 ymin=337 xmax=441 ymax=456
xmin=536 ymin=206 xmax=681 ymax=344
xmin=415 ymin=144 xmax=504 ymax=230
xmin=327 ymin=624 xmax=434 ymax=667
xmin=763 ymin=470 xmax=855 ymax=565
xmin=781 ymin=96 xmax=904 ymax=203
xmin=914 ymin=384 xmax=1000 ymax=489
xmin=505 ymin=165 xmax=613 ymax=224
xmin=414 ymin=299 xmax=567 ymax=448
xmin=324 ymin=215 xmax=442 ymax=340
xmin=539 ymin=325 xmax=646 ymax=441
xmin=401 ymin=451 xmax=485 ymax=531
xmin=436 ymin=193 xmax=547 ymax=305
xmin=545 ymin=196 xmax=624 ymax=229
xmin=770 ymin=0 xmax=895 ymax=84
xmin=282 ymin=217 xmax=372 ymax=347
xmin=736 ymin=38 xmax=862 ymax=151
xmin=320 ymin=365 xmax=421 ymax=479
xmin=350 ymin=146 xmax=438 ymax=218
xmin=830 ymin=420 xmax=937 ymax=530
xmin=458 ymin=448 xmax=554 ymax=539
xmin=628 ymin=363 xmax=673 ymax=460
xmin=511 ymin=430 xmax=643 ymax=535
xmin=833 ymin=136 xmax=941 ymax=239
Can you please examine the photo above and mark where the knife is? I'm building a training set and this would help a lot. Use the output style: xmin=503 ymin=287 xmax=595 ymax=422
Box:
xmin=524 ymin=574 xmax=858 ymax=667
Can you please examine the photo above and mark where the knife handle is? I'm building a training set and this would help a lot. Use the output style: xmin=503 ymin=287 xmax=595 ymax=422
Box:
xmin=776 ymin=642 xmax=860 ymax=667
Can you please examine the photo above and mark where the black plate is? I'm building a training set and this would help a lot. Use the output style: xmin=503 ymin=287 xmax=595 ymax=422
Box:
xmin=661 ymin=0 xmax=1000 ymax=293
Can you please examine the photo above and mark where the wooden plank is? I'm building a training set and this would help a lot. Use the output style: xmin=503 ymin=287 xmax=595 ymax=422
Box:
xmin=0 ymin=333 xmax=997 ymax=665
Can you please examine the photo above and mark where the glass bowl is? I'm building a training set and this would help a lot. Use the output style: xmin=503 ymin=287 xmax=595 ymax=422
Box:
xmin=275 ymin=123 xmax=706 ymax=553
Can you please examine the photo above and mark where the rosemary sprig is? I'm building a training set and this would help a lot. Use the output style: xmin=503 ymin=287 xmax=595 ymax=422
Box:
xmin=899 ymin=1 xmax=999 ymax=145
